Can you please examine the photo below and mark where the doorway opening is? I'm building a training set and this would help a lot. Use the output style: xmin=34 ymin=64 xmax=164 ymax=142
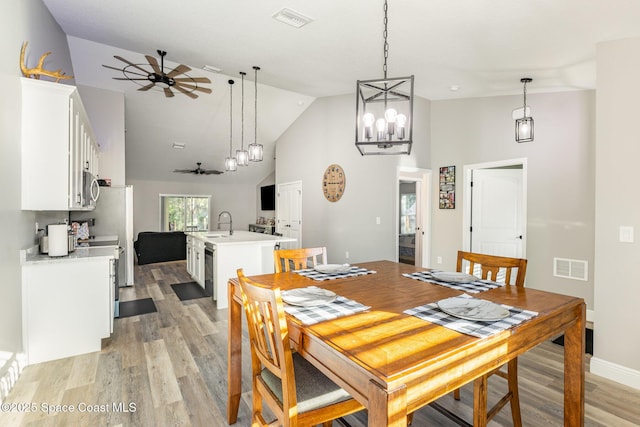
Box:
xmin=397 ymin=168 xmax=431 ymax=268
xmin=462 ymin=158 xmax=527 ymax=260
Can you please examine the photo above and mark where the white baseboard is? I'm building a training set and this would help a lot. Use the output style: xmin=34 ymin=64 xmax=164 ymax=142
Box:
xmin=587 ymin=309 xmax=594 ymax=324
xmin=590 ymin=356 xmax=640 ymax=390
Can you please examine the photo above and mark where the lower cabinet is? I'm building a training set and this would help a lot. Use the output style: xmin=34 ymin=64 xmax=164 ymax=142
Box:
xmin=186 ymin=236 xmax=205 ymax=288
xmin=22 ymin=258 xmax=112 ymax=364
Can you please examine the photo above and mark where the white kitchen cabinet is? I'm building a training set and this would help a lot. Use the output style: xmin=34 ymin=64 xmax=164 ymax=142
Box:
xmin=22 ymin=256 xmax=113 ymax=364
xmin=21 ymin=77 xmax=99 ymax=210
xmin=194 ymin=238 xmax=206 ymax=288
xmin=186 ymin=236 xmax=194 ymax=276
xmin=186 ymin=236 xmax=205 ymax=287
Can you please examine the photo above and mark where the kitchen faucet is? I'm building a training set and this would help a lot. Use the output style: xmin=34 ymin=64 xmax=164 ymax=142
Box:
xmin=217 ymin=211 xmax=233 ymax=235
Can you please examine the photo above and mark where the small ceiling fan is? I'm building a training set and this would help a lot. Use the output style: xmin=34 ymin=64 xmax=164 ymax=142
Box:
xmin=174 ymin=162 xmax=223 ymax=175
xmin=103 ymin=50 xmax=212 ymax=99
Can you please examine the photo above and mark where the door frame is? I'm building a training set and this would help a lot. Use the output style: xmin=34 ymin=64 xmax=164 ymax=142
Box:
xmin=396 ymin=167 xmax=432 ymax=268
xmin=462 ymin=158 xmax=527 ymax=256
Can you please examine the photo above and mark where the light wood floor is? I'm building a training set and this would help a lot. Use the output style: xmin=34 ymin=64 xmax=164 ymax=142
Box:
xmin=2 ymin=260 xmax=640 ymax=426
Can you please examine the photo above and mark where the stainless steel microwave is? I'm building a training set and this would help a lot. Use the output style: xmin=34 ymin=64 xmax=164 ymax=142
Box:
xmin=82 ymin=171 xmax=100 ymax=208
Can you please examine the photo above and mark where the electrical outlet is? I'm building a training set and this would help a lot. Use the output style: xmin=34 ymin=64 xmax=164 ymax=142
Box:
xmin=376 ymin=217 xmax=381 ymax=225
xmin=35 ymin=222 xmax=39 ymax=234
xmin=345 ymin=251 xmax=350 ymax=259
xmin=437 ymin=256 xmax=443 ymax=264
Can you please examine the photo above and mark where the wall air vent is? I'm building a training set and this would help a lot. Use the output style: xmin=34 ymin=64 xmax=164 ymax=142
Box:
xmin=553 ymin=258 xmax=588 ymax=281
xmin=272 ymin=8 xmax=314 ymax=28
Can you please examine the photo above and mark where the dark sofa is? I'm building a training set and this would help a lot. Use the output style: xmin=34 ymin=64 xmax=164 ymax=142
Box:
xmin=134 ymin=231 xmax=186 ymax=265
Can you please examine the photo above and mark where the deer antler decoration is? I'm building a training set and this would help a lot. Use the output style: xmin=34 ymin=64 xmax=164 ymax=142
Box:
xmin=20 ymin=41 xmax=73 ymax=82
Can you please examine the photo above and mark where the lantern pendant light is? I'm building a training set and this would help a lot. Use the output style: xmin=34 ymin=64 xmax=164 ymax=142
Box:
xmin=225 ymin=79 xmax=238 ymax=172
xmin=515 ymin=77 xmax=534 ymax=143
xmin=236 ymin=71 xmax=249 ymax=166
xmin=355 ymin=0 xmax=414 ymax=155
xmin=248 ymin=66 xmax=263 ymax=162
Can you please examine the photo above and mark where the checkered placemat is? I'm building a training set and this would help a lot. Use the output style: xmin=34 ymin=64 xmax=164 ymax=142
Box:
xmin=402 ymin=271 xmax=504 ymax=293
xmin=404 ymin=294 xmax=538 ymax=338
xmin=295 ymin=266 xmax=376 ymax=281
xmin=283 ymin=291 xmax=370 ymax=325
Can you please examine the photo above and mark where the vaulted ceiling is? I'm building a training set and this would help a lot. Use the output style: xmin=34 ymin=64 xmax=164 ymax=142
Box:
xmin=40 ymin=0 xmax=640 ymax=183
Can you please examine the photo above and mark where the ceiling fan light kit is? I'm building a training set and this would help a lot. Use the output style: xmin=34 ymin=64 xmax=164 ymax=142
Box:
xmin=355 ymin=0 xmax=414 ymax=156
xmin=174 ymin=162 xmax=222 ymax=175
xmin=515 ymin=77 xmax=534 ymax=143
xmin=103 ymin=49 xmax=212 ymax=98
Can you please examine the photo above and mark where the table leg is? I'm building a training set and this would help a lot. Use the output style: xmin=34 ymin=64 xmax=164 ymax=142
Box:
xmin=473 ymin=375 xmax=488 ymax=427
xmin=368 ymin=380 xmax=408 ymax=426
xmin=563 ymin=302 xmax=586 ymax=426
xmin=227 ymin=280 xmax=242 ymax=424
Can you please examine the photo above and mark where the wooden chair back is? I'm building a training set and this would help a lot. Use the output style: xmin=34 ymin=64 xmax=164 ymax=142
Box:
xmin=456 ymin=250 xmax=527 ymax=287
xmin=237 ymin=269 xmax=298 ymax=419
xmin=274 ymin=247 xmax=328 ymax=273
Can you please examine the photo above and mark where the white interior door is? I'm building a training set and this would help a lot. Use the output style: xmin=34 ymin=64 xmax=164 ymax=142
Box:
xmin=470 ymin=168 xmax=524 ymax=258
xmin=276 ymin=181 xmax=302 ymax=249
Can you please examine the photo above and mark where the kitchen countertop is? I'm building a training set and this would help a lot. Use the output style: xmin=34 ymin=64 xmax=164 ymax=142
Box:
xmin=187 ymin=230 xmax=295 ymax=246
xmin=21 ymin=246 xmax=118 ymax=265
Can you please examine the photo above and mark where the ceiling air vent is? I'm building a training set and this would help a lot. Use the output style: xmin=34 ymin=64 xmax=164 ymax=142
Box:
xmin=272 ymin=8 xmax=314 ymax=28
xmin=553 ymin=258 xmax=588 ymax=281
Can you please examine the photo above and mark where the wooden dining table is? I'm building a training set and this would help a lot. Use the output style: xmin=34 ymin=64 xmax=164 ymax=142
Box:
xmin=227 ymin=260 xmax=585 ymax=426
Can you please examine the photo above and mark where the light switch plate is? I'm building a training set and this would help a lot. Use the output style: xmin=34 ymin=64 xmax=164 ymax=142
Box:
xmin=619 ymin=226 xmax=634 ymax=243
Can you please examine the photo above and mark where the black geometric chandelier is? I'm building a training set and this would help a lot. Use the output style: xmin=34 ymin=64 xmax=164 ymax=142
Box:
xmin=355 ymin=0 xmax=414 ymax=155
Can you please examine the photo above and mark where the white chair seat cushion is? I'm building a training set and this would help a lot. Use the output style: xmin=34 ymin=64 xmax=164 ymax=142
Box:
xmin=260 ymin=352 xmax=353 ymax=413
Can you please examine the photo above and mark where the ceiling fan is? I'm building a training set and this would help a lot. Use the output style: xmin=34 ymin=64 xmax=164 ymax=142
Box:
xmin=103 ymin=50 xmax=212 ymax=99
xmin=174 ymin=162 xmax=223 ymax=175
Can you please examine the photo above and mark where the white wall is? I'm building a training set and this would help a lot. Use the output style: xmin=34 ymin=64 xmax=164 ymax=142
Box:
xmin=78 ymin=85 xmax=126 ymax=186
xmin=431 ymin=91 xmax=596 ymax=310
xmin=275 ymin=94 xmax=431 ymax=264
xmin=592 ymin=37 xmax=640 ymax=388
xmin=0 ymin=0 xmax=74 ymax=358
xmin=127 ymin=179 xmax=257 ymax=239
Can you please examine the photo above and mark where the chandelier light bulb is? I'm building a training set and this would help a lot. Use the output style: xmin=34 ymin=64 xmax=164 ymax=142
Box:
xmin=363 ymin=112 xmax=375 ymax=139
xmin=385 ymin=108 xmax=397 ymax=136
xmin=376 ymin=118 xmax=386 ymax=141
xmin=396 ymin=113 xmax=407 ymax=139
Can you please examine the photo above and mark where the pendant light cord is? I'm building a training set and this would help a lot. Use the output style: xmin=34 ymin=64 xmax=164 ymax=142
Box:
xmin=240 ymin=72 xmax=245 ymax=150
xmin=383 ymin=0 xmax=389 ymax=80
xmin=253 ymin=66 xmax=260 ymax=145
xmin=228 ymin=79 xmax=234 ymax=156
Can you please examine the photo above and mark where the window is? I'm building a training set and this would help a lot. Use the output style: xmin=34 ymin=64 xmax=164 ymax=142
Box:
xmin=399 ymin=193 xmax=416 ymax=235
xmin=160 ymin=195 xmax=210 ymax=232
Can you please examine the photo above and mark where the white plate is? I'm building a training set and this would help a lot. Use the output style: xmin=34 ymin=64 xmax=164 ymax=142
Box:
xmin=431 ymin=271 xmax=478 ymax=283
xmin=282 ymin=287 xmax=337 ymax=306
xmin=437 ymin=296 xmax=510 ymax=321
xmin=314 ymin=263 xmax=351 ymax=274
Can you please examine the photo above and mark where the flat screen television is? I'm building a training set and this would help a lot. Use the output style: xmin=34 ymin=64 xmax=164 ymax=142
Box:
xmin=260 ymin=185 xmax=276 ymax=211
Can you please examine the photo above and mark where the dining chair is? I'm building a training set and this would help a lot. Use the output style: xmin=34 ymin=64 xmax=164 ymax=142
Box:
xmin=428 ymin=251 xmax=528 ymax=426
xmin=236 ymin=269 xmax=364 ymax=426
xmin=408 ymin=251 xmax=528 ymax=426
xmin=273 ymin=247 xmax=327 ymax=273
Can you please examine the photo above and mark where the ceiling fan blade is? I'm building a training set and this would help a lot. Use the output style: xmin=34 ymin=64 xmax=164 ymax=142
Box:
xmin=164 ymin=87 xmax=175 ymax=98
xmin=102 ymin=64 xmax=148 ymax=77
xmin=114 ymin=55 xmax=151 ymax=74
xmin=112 ymin=77 xmax=150 ymax=81
xmin=176 ymin=82 xmax=212 ymax=94
xmin=174 ymin=85 xmax=198 ymax=99
xmin=174 ymin=76 xmax=211 ymax=83
xmin=145 ymin=55 xmax=162 ymax=74
xmin=166 ymin=64 xmax=191 ymax=78
xmin=173 ymin=169 xmax=194 ymax=173
xmin=202 ymin=170 xmax=223 ymax=175
xmin=138 ymin=83 xmax=155 ymax=91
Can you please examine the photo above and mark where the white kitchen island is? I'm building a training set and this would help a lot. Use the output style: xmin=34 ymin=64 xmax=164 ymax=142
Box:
xmin=186 ymin=230 xmax=295 ymax=309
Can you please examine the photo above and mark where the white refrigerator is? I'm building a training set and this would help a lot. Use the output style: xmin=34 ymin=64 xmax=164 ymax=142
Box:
xmin=71 ymin=185 xmax=134 ymax=287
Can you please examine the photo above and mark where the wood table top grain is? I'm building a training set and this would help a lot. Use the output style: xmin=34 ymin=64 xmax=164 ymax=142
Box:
xmin=227 ymin=260 xmax=585 ymax=427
